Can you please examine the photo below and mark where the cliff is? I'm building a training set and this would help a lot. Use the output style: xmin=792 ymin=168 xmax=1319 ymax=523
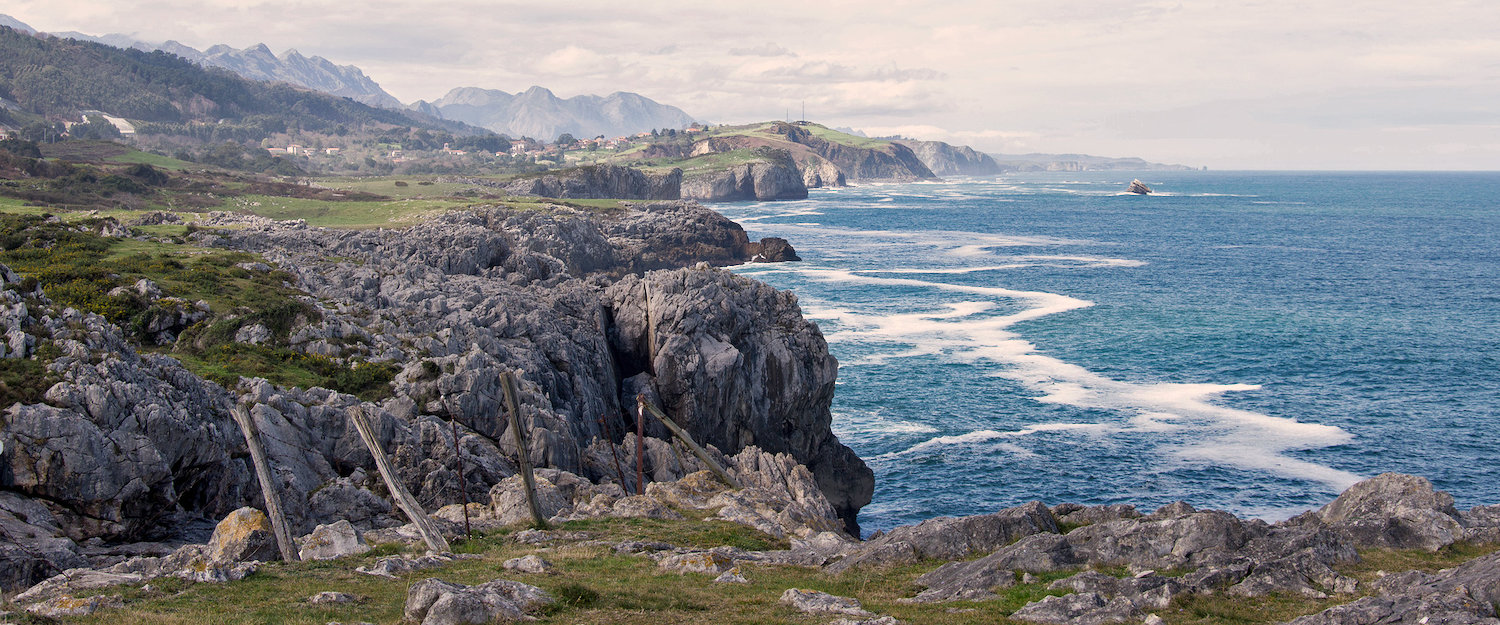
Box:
xmin=496 ymin=164 xmax=682 ymax=200
xmin=678 ymin=148 xmax=808 ymax=202
xmin=0 ymin=201 xmax=868 ymax=592
xmin=894 ymin=139 xmax=1004 ymax=176
xmin=765 ymin=122 xmax=936 ymax=182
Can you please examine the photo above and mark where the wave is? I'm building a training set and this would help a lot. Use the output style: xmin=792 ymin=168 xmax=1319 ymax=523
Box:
xmin=781 ymin=265 xmax=1361 ymax=492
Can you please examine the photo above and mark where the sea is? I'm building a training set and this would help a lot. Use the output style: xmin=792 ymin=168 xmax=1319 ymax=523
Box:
xmin=715 ymin=171 xmax=1500 ymax=534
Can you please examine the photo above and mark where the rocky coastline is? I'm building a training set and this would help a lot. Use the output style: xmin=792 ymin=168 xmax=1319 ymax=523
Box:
xmin=2 ymin=201 xmax=1499 ymax=624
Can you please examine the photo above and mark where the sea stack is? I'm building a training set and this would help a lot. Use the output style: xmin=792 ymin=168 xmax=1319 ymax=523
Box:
xmin=1127 ymin=179 xmax=1152 ymax=194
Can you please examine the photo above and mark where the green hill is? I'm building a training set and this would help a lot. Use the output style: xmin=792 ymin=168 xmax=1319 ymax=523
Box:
xmin=0 ymin=26 xmax=459 ymax=139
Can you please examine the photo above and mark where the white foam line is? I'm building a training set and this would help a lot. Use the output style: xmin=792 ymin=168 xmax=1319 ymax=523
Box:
xmin=782 ymin=265 xmax=1361 ymax=491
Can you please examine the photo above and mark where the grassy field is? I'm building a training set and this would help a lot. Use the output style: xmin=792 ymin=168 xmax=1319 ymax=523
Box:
xmin=28 ymin=510 xmax=1498 ymax=625
xmin=222 ymin=194 xmax=472 ymax=228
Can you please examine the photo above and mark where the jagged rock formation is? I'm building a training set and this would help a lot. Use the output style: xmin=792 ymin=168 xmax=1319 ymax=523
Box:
xmin=800 ymin=156 xmax=847 ymax=189
xmin=879 ymin=473 xmax=1500 ymax=623
xmin=679 ymin=150 xmax=809 ymax=202
xmin=414 ymin=86 xmax=697 ymax=141
xmin=493 ymin=164 xmax=682 ymax=200
xmin=894 ymin=139 xmax=1003 ymax=176
xmin=0 ymin=200 xmax=865 ymax=592
xmin=1127 ymin=179 xmax=1153 ymax=194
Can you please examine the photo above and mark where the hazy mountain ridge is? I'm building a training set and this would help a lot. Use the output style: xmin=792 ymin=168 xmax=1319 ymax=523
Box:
xmin=415 ymin=86 xmax=698 ymax=141
xmin=989 ymin=151 xmax=1197 ymax=171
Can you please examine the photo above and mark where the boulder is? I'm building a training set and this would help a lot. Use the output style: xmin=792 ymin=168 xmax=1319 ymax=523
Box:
xmin=828 ymin=501 xmax=1057 ymax=573
xmin=404 ymin=577 xmax=553 ymax=625
xmin=747 ymin=237 xmax=801 ymax=263
xmin=779 ymin=588 xmax=872 ymax=617
xmin=206 ymin=507 xmax=279 ymax=565
xmin=658 ymin=551 xmax=734 ymax=575
xmin=1127 ymin=179 xmax=1152 ymax=194
xmin=502 ymin=555 xmax=555 ymax=574
xmin=298 ymin=520 xmax=371 ymax=561
xmin=1316 ymin=473 xmax=1465 ymax=551
xmin=1010 ymin=592 xmax=1139 ymax=625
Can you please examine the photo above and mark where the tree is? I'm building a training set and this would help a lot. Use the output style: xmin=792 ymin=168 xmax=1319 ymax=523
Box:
xmin=555 ymin=132 xmax=576 ymax=146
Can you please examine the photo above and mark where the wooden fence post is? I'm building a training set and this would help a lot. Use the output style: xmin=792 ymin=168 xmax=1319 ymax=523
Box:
xmin=449 ymin=418 xmax=472 ymax=539
xmin=635 ymin=402 xmax=646 ymax=495
xmin=499 ymin=371 xmax=549 ymax=529
xmin=230 ymin=403 xmax=299 ymax=563
xmin=636 ymin=395 xmax=741 ymax=489
xmin=347 ymin=406 xmax=450 ymax=553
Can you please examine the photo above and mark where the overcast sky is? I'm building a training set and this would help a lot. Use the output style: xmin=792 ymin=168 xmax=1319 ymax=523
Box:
xmin=10 ymin=1 xmax=1500 ymax=169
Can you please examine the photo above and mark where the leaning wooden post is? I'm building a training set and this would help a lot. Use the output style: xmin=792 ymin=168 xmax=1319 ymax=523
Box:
xmin=348 ymin=405 xmax=450 ymax=552
xmin=499 ymin=371 xmax=549 ymax=529
xmin=230 ymin=403 xmax=299 ymax=562
xmin=634 ymin=401 xmax=647 ymax=495
xmin=636 ymin=394 xmax=741 ymax=489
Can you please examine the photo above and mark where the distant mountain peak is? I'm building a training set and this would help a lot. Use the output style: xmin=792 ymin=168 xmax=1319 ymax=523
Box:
xmin=422 ymin=86 xmax=696 ymax=141
xmin=0 ymin=14 xmax=36 ymax=34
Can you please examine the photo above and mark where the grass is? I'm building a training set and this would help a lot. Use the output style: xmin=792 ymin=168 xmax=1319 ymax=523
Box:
xmin=38 ymin=514 xmax=1085 ymax=625
xmin=642 ymin=150 xmax=767 ymax=175
xmin=223 ymin=194 xmax=472 ymax=228
xmin=106 ymin=150 xmax=198 ymax=171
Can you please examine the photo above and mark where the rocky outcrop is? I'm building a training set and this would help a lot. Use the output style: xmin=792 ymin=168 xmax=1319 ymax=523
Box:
xmin=606 ymin=270 xmax=872 ymax=532
xmin=799 ymin=155 xmax=847 ymax=188
xmin=1127 ymin=179 xmax=1152 ymax=194
xmin=0 ymin=197 xmax=841 ymax=593
xmin=498 ymin=164 xmax=682 ymax=200
xmin=766 ymin=122 xmax=936 ymax=182
xmin=404 ymin=577 xmax=553 ymax=625
xmin=680 ymin=149 xmax=808 ymax=202
xmin=746 ymin=237 xmax=801 ymax=263
xmin=894 ymin=139 xmax=1003 ymax=177
xmin=882 ymin=473 xmax=1500 ymax=624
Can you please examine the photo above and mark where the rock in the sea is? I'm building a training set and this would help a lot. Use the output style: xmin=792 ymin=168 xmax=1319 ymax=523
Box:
xmin=1127 ymin=179 xmax=1152 ymax=194
xmin=298 ymin=520 xmax=371 ymax=561
xmin=747 ymin=237 xmax=801 ymax=263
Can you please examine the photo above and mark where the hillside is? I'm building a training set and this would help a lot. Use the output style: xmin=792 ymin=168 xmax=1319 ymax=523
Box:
xmin=895 ymin=139 xmax=1004 ymax=176
xmin=0 ymin=26 xmax=448 ymax=139
xmin=413 ymin=86 xmax=697 ymax=142
xmin=605 ymin=122 xmax=936 ymax=193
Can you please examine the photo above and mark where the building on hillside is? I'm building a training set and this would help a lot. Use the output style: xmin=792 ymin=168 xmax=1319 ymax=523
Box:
xmin=286 ymin=144 xmax=304 ymax=155
xmin=266 ymin=147 xmax=288 ymax=154
xmin=324 ymin=147 xmax=341 ymax=155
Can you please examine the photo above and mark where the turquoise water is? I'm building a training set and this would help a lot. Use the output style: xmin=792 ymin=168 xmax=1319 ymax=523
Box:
xmin=717 ymin=171 xmax=1500 ymax=533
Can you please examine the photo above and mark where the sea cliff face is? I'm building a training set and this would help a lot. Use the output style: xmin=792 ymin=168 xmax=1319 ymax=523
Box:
xmin=679 ymin=154 xmax=808 ymax=202
xmin=894 ymin=139 xmax=1004 ymax=177
xmin=495 ymin=164 xmax=682 ymax=200
xmin=0 ymin=201 xmax=870 ymax=591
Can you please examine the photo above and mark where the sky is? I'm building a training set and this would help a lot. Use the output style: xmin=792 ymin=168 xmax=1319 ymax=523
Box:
xmin=8 ymin=1 xmax=1500 ymax=170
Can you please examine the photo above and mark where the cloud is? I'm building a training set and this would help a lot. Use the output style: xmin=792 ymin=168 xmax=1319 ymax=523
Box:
xmin=728 ymin=43 xmax=795 ymax=57
xmin=747 ymin=61 xmax=945 ymax=84
xmin=534 ymin=46 xmax=623 ymax=77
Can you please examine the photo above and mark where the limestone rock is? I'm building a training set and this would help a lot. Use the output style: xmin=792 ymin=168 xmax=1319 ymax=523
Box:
xmin=747 ymin=237 xmax=801 ymax=263
xmin=404 ymin=577 xmax=553 ymax=625
xmin=680 ymin=149 xmax=808 ymax=202
xmin=828 ymin=501 xmax=1057 ymax=573
xmin=502 ymin=554 xmax=555 ymax=574
xmin=206 ymin=507 xmax=279 ymax=565
xmin=298 ymin=520 xmax=371 ymax=561
xmin=490 ymin=475 xmax=571 ymax=525
xmin=779 ymin=588 xmax=872 ymax=617
xmin=658 ymin=551 xmax=734 ymax=575
xmin=1317 ymin=472 xmax=1464 ymax=551
xmin=714 ymin=566 xmax=750 ymax=583
xmin=357 ymin=552 xmax=469 ymax=578
xmin=24 ymin=594 xmax=124 ymax=618
xmin=309 ymin=591 xmax=358 ymax=604
xmin=1010 ymin=592 xmax=1139 ymax=625
xmin=498 ymin=165 xmax=681 ymax=200
xmin=610 ymin=495 xmax=683 ymax=520
xmin=1127 ymin=179 xmax=1152 ymax=194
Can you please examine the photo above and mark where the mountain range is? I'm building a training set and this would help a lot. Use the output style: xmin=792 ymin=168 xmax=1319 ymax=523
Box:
xmin=411 ymin=86 xmax=697 ymax=141
xmin=0 ymin=14 xmax=696 ymax=141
